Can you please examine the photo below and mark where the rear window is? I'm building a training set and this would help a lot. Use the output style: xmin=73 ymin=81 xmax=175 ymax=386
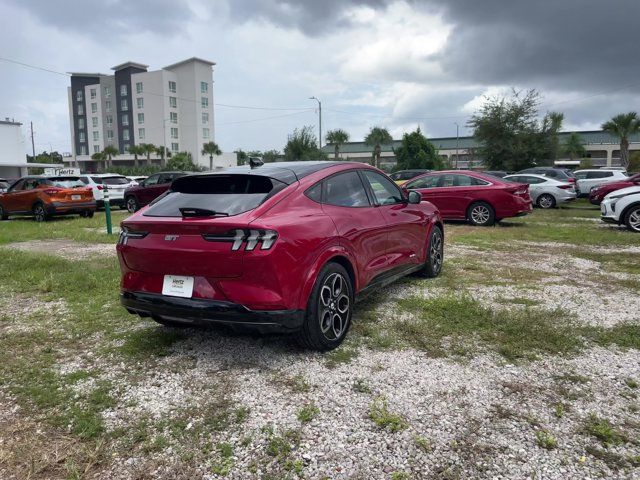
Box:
xmin=101 ymin=176 xmax=130 ymax=185
xmin=43 ymin=177 xmax=85 ymax=188
xmin=144 ymin=174 xmax=286 ymax=217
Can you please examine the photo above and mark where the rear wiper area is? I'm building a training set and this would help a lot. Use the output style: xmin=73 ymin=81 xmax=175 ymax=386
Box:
xmin=179 ymin=207 xmax=229 ymax=218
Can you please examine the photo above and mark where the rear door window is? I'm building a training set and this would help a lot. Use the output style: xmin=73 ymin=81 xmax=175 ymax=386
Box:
xmin=362 ymin=171 xmax=404 ymax=205
xmin=144 ymin=174 xmax=287 ymax=217
xmin=323 ymin=171 xmax=370 ymax=207
xmin=102 ymin=176 xmax=130 ymax=185
xmin=144 ymin=174 xmax=160 ymax=186
xmin=406 ymin=175 xmax=440 ymax=189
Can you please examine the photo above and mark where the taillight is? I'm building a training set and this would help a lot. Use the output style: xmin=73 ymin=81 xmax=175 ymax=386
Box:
xmin=43 ymin=188 xmax=61 ymax=195
xmin=118 ymin=226 xmax=148 ymax=245
xmin=557 ymin=185 xmax=573 ymax=190
xmin=97 ymin=185 xmax=104 ymax=190
xmin=567 ymin=178 xmax=576 ymax=183
xmin=203 ymin=229 xmax=278 ymax=251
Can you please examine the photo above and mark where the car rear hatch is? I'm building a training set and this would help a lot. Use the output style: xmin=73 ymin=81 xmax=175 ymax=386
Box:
xmin=42 ymin=177 xmax=93 ymax=203
xmin=118 ymin=173 xmax=288 ymax=278
xmin=97 ymin=176 xmax=130 ymax=199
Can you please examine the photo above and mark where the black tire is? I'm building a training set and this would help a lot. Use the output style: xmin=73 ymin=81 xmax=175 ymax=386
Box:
xmin=624 ymin=205 xmax=640 ymax=233
xmin=537 ymin=193 xmax=556 ymax=209
xmin=417 ymin=225 xmax=443 ymax=278
xmin=126 ymin=196 xmax=139 ymax=213
xmin=467 ymin=201 xmax=495 ymax=226
xmin=33 ymin=202 xmax=48 ymax=222
xmin=296 ymin=262 xmax=353 ymax=351
xmin=0 ymin=204 xmax=8 ymax=221
xmin=80 ymin=210 xmax=94 ymax=218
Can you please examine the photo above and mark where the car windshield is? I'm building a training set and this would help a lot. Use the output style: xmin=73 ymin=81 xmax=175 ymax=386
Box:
xmin=144 ymin=174 xmax=287 ymax=217
xmin=43 ymin=177 xmax=85 ymax=188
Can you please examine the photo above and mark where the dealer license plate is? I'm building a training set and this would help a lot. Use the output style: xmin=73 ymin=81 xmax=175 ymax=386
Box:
xmin=162 ymin=275 xmax=194 ymax=298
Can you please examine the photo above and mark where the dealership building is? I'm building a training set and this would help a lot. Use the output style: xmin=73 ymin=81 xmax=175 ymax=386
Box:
xmin=322 ymin=130 xmax=640 ymax=169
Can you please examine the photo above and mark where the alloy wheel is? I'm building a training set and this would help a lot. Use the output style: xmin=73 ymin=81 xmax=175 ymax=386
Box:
xmin=628 ymin=208 xmax=640 ymax=232
xmin=471 ymin=205 xmax=490 ymax=225
xmin=126 ymin=197 xmax=138 ymax=213
xmin=430 ymin=229 xmax=443 ymax=274
xmin=538 ymin=194 xmax=554 ymax=209
xmin=318 ymin=272 xmax=350 ymax=341
xmin=34 ymin=205 xmax=46 ymax=222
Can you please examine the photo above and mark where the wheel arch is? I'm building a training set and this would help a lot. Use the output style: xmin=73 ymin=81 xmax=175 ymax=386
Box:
xmin=620 ymin=201 xmax=640 ymax=225
xmin=466 ymin=198 xmax=495 ymax=220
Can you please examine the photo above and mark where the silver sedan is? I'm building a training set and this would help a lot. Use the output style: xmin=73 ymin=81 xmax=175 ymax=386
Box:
xmin=503 ymin=173 xmax=577 ymax=208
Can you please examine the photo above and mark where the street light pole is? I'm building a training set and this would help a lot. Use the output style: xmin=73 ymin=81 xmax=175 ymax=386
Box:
xmin=309 ymin=96 xmax=322 ymax=147
xmin=454 ymin=122 xmax=459 ymax=169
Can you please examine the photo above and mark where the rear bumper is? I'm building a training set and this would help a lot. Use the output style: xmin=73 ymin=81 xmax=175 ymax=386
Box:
xmin=121 ymin=290 xmax=305 ymax=332
xmin=47 ymin=201 xmax=96 ymax=214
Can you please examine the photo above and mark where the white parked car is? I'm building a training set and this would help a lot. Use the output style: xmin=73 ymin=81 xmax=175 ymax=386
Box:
xmin=78 ymin=174 xmax=132 ymax=209
xmin=600 ymin=185 xmax=640 ymax=232
xmin=126 ymin=175 xmax=147 ymax=186
xmin=573 ymin=169 xmax=627 ymax=196
xmin=503 ymin=173 xmax=576 ymax=208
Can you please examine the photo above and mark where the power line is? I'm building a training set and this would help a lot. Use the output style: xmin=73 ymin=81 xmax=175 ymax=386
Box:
xmin=326 ymin=107 xmax=470 ymax=121
xmin=0 ymin=56 xmax=71 ymax=77
xmin=217 ymin=110 xmax=313 ymax=126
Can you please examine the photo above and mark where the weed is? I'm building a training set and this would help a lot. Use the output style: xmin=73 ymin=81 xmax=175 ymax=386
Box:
xmin=296 ymin=403 xmax=319 ymax=423
xmin=535 ymin=430 xmax=558 ymax=449
xmin=583 ymin=414 xmax=628 ymax=446
xmin=391 ymin=472 xmax=410 ymax=480
xmin=415 ymin=436 xmax=433 ymax=453
xmin=369 ymin=397 xmax=408 ymax=433
xmin=352 ymin=378 xmax=372 ymax=394
xmin=324 ymin=346 xmax=360 ymax=368
xmin=625 ymin=378 xmax=638 ymax=389
xmin=554 ymin=403 xmax=566 ymax=419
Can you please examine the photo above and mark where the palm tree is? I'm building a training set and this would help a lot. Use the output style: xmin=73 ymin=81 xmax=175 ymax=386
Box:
xmin=139 ymin=143 xmax=156 ymax=166
xmin=102 ymin=145 xmax=119 ymax=170
xmin=127 ymin=145 xmax=144 ymax=167
xmin=364 ymin=127 xmax=393 ymax=168
xmin=202 ymin=141 xmax=222 ymax=171
xmin=155 ymin=146 xmax=172 ymax=166
xmin=602 ymin=112 xmax=640 ymax=169
xmin=563 ymin=132 xmax=586 ymax=161
xmin=325 ymin=129 xmax=350 ymax=159
xmin=544 ymin=111 xmax=564 ymax=162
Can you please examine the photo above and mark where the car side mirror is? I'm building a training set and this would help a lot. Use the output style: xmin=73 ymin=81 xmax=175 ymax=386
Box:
xmin=407 ymin=190 xmax=421 ymax=204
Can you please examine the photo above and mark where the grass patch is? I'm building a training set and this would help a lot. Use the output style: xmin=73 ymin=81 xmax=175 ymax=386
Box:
xmin=324 ymin=345 xmax=360 ymax=368
xmin=415 ymin=436 xmax=434 ymax=453
xmin=393 ymin=295 xmax=582 ymax=360
xmin=369 ymin=397 xmax=408 ymax=433
xmin=296 ymin=403 xmax=319 ymax=423
xmin=352 ymin=378 xmax=372 ymax=394
xmin=625 ymin=378 xmax=639 ymax=389
xmin=119 ymin=327 xmax=186 ymax=358
xmin=535 ymin=430 xmax=558 ymax=449
xmin=583 ymin=414 xmax=628 ymax=446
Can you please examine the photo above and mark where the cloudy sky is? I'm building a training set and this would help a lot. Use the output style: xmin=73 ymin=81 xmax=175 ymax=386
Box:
xmin=2 ymin=0 xmax=640 ymax=155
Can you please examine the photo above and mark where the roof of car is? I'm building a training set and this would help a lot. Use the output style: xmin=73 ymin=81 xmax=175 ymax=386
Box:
xmin=198 ymin=161 xmax=352 ymax=184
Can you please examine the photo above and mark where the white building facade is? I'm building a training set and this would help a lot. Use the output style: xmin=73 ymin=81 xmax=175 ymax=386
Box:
xmin=66 ymin=58 xmax=230 ymax=172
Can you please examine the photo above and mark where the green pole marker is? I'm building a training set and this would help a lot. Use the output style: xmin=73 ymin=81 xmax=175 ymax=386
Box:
xmin=104 ymin=184 xmax=113 ymax=235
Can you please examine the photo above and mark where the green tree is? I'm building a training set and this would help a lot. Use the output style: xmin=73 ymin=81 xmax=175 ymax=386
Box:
xmin=127 ymin=145 xmax=144 ymax=167
xmin=541 ymin=111 xmax=564 ymax=164
xmin=102 ymin=145 xmax=119 ymax=170
xmin=166 ymin=151 xmax=200 ymax=171
xmin=202 ymin=141 xmax=222 ymax=171
xmin=325 ymin=129 xmax=350 ymax=159
xmin=139 ymin=143 xmax=156 ymax=165
xmin=628 ymin=151 xmax=640 ymax=173
xmin=283 ymin=126 xmax=326 ymax=161
xmin=364 ymin=127 xmax=393 ymax=168
xmin=235 ymin=149 xmax=248 ymax=165
xmin=394 ymin=127 xmax=443 ymax=170
xmin=468 ymin=89 xmax=546 ymax=171
xmin=563 ymin=132 xmax=586 ymax=161
xmin=601 ymin=112 xmax=640 ymax=169
xmin=262 ymin=149 xmax=281 ymax=163
xmin=156 ymin=146 xmax=172 ymax=165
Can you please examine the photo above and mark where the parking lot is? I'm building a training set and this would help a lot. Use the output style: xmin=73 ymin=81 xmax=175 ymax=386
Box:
xmin=0 ymin=202 xmax=639 ymax=479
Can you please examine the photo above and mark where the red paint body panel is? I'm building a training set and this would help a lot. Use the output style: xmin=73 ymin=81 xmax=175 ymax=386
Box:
xmin=117 ymin=163 xmax=442 ymax=316
xmin=404 ymin=170 xmax=532 ymax=221
xmin=588 ymin=173 xmax=640 ymax=205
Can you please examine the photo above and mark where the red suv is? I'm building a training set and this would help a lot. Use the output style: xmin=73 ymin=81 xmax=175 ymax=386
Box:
xmin=589 ymin=173 xmax=640 ymax=205
xmin=124 ymin=171 xmax=189 ymax=213
xmin=402 ymin=170 xmax=532 ymax=226
xmin=117 ymin=162 xmax=443 ymax=350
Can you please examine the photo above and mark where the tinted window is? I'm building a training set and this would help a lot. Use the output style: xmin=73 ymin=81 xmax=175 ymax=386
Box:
xmin=144 ymin=174 xmax=160 ymax=186
xmin=158 ymin=173 xmax=174 ymax=184
xmin=79 ymin=177 xmax=89 ymax=185
xmin=8 ymin=179 xmax=25 ymax=192
xmin=362 ymin=171 xmax=404 ymax=205
xmin=144 ymin=174 xmax=286 ymax=217
xmin=102 ymin=176 xmax=130 ymax=185
xmin=587 ymin=171 xmax=613 ymax=179
xmin=407 ymin=175 xmax=440 ymax=189
xmin=573 ymin=171 xmax=588 ymax=180
xmin=305 ymin=183 xmax=322 ymax=203
xmin=42 ymin=178 xmax=85 ymax=188
xmin=324 ymin=171 xmax=370 ymax=207
xmin=452 ymin=174 xmax=490 ymax=186
xmin=24 ymin=179 xmax=39 ymax=190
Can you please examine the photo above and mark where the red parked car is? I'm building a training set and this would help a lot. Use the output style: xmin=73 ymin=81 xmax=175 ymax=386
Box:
xmin=589 ymin=173 xmax=640 ymax=205
xmin=124 ymin=171 xmax=189 ymax=213
xmin=402 ymin=170 xmax=532 ymax=226
xmin=117 ymin=162 xmax=443 ymax=350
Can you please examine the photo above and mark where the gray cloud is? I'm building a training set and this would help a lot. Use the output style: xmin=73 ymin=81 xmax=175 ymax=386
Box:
xmin=4 ymin=0 xmax=194 ymax=38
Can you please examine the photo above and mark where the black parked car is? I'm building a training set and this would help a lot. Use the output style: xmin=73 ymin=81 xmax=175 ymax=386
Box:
xmin=389 ymin=169 xmax=431 ymax=184
xmin=483 ymin=170 xmax=508 ymax=178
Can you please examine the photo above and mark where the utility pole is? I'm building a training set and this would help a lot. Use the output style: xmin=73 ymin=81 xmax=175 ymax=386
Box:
xmin=309 ymin=96 xmax=322 ymax=147
xmin=30 ymin=121 xmax=36 ymax=159
xmin=454 ymin=122 xmax=459 ymax=169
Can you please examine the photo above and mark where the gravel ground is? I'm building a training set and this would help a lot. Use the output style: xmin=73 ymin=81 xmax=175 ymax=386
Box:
xmin=3 ymin=239 xmax=116 ymax=260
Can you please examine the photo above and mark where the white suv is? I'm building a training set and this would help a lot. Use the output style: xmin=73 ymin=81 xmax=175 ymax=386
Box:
xmin=79 ymin=174 xmax=133 ymax=209
xmin=600 ymin=186 xmax=640 ymax=232
xmin=573 ymin=169 xmax=627 ymax=196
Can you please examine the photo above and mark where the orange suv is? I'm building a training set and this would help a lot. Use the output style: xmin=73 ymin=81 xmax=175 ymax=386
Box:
xmin=0 ymin=176 xmax=96 ymax=222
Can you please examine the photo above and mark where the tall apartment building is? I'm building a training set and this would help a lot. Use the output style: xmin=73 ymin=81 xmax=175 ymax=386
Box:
xmin=67 ymin=57 xmax=217 ymax=170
